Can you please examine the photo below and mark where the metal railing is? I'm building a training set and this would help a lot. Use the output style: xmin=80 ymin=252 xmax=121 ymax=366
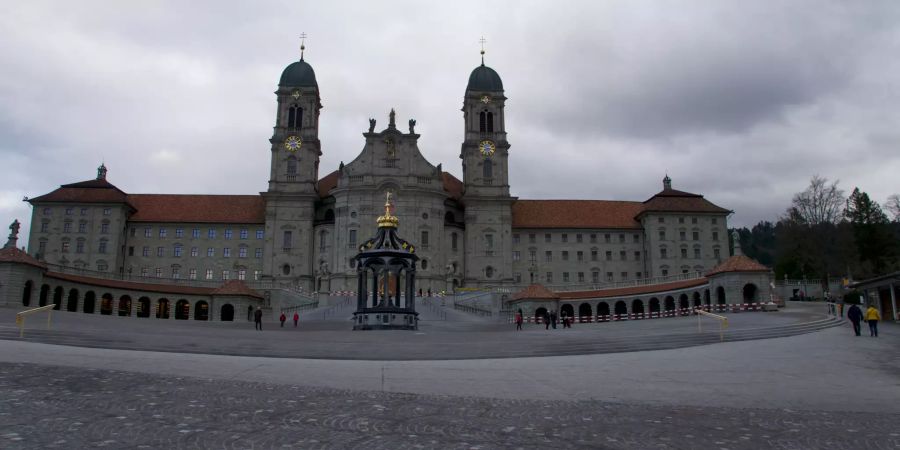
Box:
xmin=454 ymin=302 xmax=492 ymax=317
xmin=16 ymin=305 xmax=55 ymax=338
xmin=697 ymin=309 xmax=728 ymax=342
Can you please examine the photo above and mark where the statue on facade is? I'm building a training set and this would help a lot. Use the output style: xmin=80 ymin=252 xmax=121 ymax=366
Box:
xmin=389 ymin=108 xmax=396 ymax=128
xmin=445 ymin=261 xmax=456 ymax=276
xmin=408 ymin=118 xmax=416 ymax=134
xmin=4 ymin=219 xmax=20 ymax=249
xmin=732 ymin=230 xmax=742 ymax=256
xmin=368 ymin=118 xmax=376 ymax=133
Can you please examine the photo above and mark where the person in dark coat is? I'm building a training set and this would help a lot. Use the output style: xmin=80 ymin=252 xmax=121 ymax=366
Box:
xmin=544 ymin=311 xmax=551 ymax=330
xmin=254 ymin=307 xmax=263 ymax=331
xmin=550 ymin=311 xmax=558 ymax=329
xmin=279 ymin=312 xmax=286 ymax=327
xmin=846 ymin=303 xmax=863 ymax=336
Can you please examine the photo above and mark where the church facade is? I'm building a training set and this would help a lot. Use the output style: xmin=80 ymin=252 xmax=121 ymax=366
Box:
xmin=23 ymin=51 xmax=732 ymax=294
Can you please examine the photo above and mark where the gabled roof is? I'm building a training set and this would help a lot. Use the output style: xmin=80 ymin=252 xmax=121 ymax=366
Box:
xmin=511 ymin=284 xmax=559 ymax=301
xmin=29 ymin=178 xmax=133 ymax=208
xmin=639 ymin=187 xmax=731 ymax=216
xmin=512 ymin=200 xmax=643 ymax=229
xmin=0 ymin=247 xmax=46 ymax=269
xmin=211 ymin=280 xmax=264 ymax=299
xmin=128 ymin=194 xmax=265 ymax=224
xmin=705 ymin=255 xmax=770 ymax=276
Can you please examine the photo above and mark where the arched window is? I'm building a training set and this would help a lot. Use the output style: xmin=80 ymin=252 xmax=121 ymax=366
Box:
xmin=485 ymin=266 xmax=494 ymax=278
xmin=286 ymin=157 xmax=297 ymax=175
xmin=451 ymin=232 xmax=458 ymax=251
xmin=479 ymin=111 xmax=486 ymax=132
xmin=287 ymin=105 xmax=303 ymax=128
xmin=483 ymin=159 xmax=493 ymax=179
xmin=486 ymin=111 xmax=494 ymax=132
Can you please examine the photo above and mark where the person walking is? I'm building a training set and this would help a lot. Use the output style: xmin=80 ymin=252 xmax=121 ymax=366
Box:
xmin=293 ymin=311 xmax=299 ymax=327
xmin=515 ymin=311 xmax=523 ymax=331
xmin=550 ymin=310 xmax=558 ymax=329
xmin=254 ymin=307 xmax=263 ymax=331
xmin=847 ymin=303 xmax=863 ymax=336
xmin=544 ymin=311 xmax=551 ymax=330
xmin=279 ymin=312 xmax=286 ymax=327
xmin=865 ymin=304 xmax=881 ymax=337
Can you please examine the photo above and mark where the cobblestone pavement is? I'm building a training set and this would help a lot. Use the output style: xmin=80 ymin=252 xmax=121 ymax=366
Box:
xmin=1 ymin=363 xmax=898 ymax=450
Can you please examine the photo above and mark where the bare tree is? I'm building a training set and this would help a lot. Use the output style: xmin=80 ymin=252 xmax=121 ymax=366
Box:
xmin=885 ymin=194 xmax=900 ymax=222
xmin=787 ymin=175 xmax=845 ymax=225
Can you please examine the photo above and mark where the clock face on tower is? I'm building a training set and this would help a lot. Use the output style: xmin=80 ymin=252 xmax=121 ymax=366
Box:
xmin=284 ymin=135 xmax=302 ymax=152
xmin=479 ymin=140 xmax=496 ymax=157
xmin=480 ymin=95 xmax=491 ymax=104
xmin=292 ymin=90 xmax=301 ymax=99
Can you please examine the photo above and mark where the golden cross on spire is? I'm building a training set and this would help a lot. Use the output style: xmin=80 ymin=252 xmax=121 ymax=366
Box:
xmin=300 ymin=32 xmax=307 ymax=60
xmin=479 ymin=36 xmax=486 ymax=64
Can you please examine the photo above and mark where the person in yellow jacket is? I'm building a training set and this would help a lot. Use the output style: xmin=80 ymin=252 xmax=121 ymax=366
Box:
xmin=865 ymin=305 xmax=881 ymax=337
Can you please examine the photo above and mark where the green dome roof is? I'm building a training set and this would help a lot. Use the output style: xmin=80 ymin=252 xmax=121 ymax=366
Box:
xmin=279 ymin=59 xmax=318 ymax=88
xmin=467 ymin=64 xmax=503 ymax=92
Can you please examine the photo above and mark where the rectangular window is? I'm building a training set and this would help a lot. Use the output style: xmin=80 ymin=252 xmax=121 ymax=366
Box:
xmin=529 ymin=250 xmax=536 ymax=262
xmin=545 ymin=233 xmax=551 ymax=243
xmin=127 ymin=246 xmax=133 ymax=256
xmin=714 ymin=248 xmax=721 ymax=259
xmin=546 ymin=272 xmax=553 ymax=283
xmin=63 ymin=222 xmax=71 ymax=233
xmin=621 ymin=272 xmax=628 ymax=280
xmin=65 ymin=208 xmax=73 ymax=215
xmin=193 ymin=228 xmax=201 ymax=239
xmin=101 ymin=223 xmax=109 ymax=234
xmin=591 ymin=250 xmax=598 ymax=261
xmin=144 ymin=227 xmax=151 ymax=237
xmin=619 ymin=234 xmax=625 ymax=243
xmin=175 ymin=228 xmax=184 ymax=238
xmin=174 ymin=245 xmax=183 ymax=257
xmin=636 ymin=272 xmax=642 ymax=279
xmin=577 ymin=251 xmax=583 ymax=262
xmin=529 ymin=233 xmax=536 ymax=244
xmin=693 ymin=231 xmax=699 ymax=241
xmin=606 ymin=272 xmax=614 ymax=282
xmin=563 ymin=272 xmax=570 ymax=282
xmin=80 ymin=208 xmax=88 ymax=216
xmin=190 ymin=247 xmax=198 ymax=257
xmin=240 ymin=229 xmax=248 ymax=239
xmin=712 ymin=218 xmax=718 ymax=225
xmin=592 ymin=271 xmax=600 ymax=283
xmin=172 ymin=267 xmax=180 ymax=279
xmin=484 ymin=234 xmax=493 ymax=255
xmin=421 ymin=231 xmax=429 ymax=247
xmin=576 ymin=234 xmax=583 ymax=243
xmin=208 ymin=229 xmax=216 ymax=239
xmin=157 ymin=246 xmax=164 ymax=257
xmin=256 ymin=230 xmax=264 ymax=239
xmin=43 ymin=208 xmax=51 ymax=215
xmin=620 ymin=250 xmax=626 ymax=261
xmin=634 ymin=251 xmax=641 ymax=261
xmin=561 ymin=234 xmax=568 ymax=243
xmin=659 ymin=230 xmax=666 ymax=240
xmin=513 ymin=234 xmax=520 ymax=244
xmin=605 ymin=251 xmax=612 ymax=261
xmin=141 ymin=268 xmax=149 ymax=277
xmin=681 ymin=248 xmax=688 ymax=258
xmin=222 ymin=270 xmax=230 ymax=280
xmin=452 ymin=233 xmax=458 ymax=251
xmin=205 ymin=269 xmax=213 ymax=280
xmin=103 ymin=208 xmax=111 ymax=216
xmin=155 ymin=267 xmax=162 ymax=278
xmin=142 ymin=246 xmax=149 ymax=257
xmin=658 ymin=217 xmax=664 ymax=223
xmin=545 ymin=251 xmax=552 ymax=262
xmin=661 ymin=248 xmax=668 ymax=259
xmin=662 ymin=269 xmax=669 ymax=276
xmin=604 ymin=234 xmax=611 ymax=243
xmin=692 ymin=217 xmax=698 ymax=224
xmin=255 ymin=248 xmax=263 ymax=258
xmin=679 ymin=217 xmax=685 ymax=224
xmin=562 ymin=251 xmax=569 ymax=261
xmin=239 ymin=247 xmax=248 ymax=258
xmin=77 ymin=241 xmax=85 ymax=253
xmin=680 ymin=231 xmax=686 ymax=241
xmin=694 ymin=248 xmax=701 ymax=259
xmin=514 ymin=272 xmax=522 ymax=283
xmin=79 ymin=222 xmax=87 ymax=233
xmin=712 ymin=231 xmax=719 ymax=241
xmin=223 ymin=248 xmax=231 ymax=258
xmin=38 ymin=241 xmax=47 ymax=254
xmin=283 ymin=231 xmax=292 ymax=249
xmin=590 ymin=234 xmax=597 ymax=243
xmin=254 ymin=270 xmax=261 ymax=281
xmin=159 ymin=228 xmax=167 ymax=238
xmin=224 ymin=229 xmax=233 ymax=240
xmin=578 ymin=272 xmax=584 ymax=282
xmin=40 ymin=222 xmax=48 ymax=233
xmin=207 ymin=247 xmax=214 ymax=257
xmin=189 ymin=269 xmax=197 ymax=280
xmin=238 ymin=269 xmax=246 ymax=281
xmin=512 ymin=251 xmax=520 ymax=261
xmin=129 ymin=227 xmax=136 ymax=237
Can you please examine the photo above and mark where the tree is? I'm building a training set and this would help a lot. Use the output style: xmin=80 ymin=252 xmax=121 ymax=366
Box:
xmin=885 ymin=194 xmax=900 ymax=222
xmin=846 ymin=187 xmax=896 ymax=276
xmin=787 ymin=175 xmax=845 ymax=225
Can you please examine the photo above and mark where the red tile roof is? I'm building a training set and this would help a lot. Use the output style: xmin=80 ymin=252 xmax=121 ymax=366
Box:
xmin=318 ymin=170 xmax=339 ymax=198
xmin=0 ymin=247 xmax=46 ymax=269
xmin=442 ymin=172 xmax=464 ymax=200
xmin=639 ymin=188 xmax=730 ymax=215
xmin=512 ymin=200 xmax=644 ymax=229
xmin=29 ymin=178 xmax=134 ymax=208
xmin=557 ymin=278 xmax=709 ymax=300
xmin=128 ymin=194 xmax=265 ymax=224
xmin=706 ymin=255 xmax=770 ymax=276
xmin=511 ymin=284 xmax=559 ymax=301
xmin=211 ymin=280 xmax=264 ymax=299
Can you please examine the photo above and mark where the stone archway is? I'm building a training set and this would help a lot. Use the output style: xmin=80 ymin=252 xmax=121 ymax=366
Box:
xmin=664 ymin=296 xmax=675 ymax=314
xmin=693 ymin=292 xmax=702 ymax=308
xmin=175 ymin=299 xmax=190 ymax=320
xmin=83 ymin=291 xmax=96 ymax=314
xmin=38 ymin=284 xmax=49 ymax=307
xmin=137 ymin=297 xmax=151 ymax=318
xmin=743 ymin=283 xmax=758 ymax=304
xmin=52 ymin=286 xmax=64 ymax=310
xmin=195 ymin=301 xmax=209 ymax=321
xmin=679 ymin=294 xmax=689 ymax=315
xmin=22 ymin=280 xmax=33 ymax=307
xmin=157 ymin=298 xmax=170 ymax=319
xmin=632 ymin=299 xmax=645 ymax=318
xmin=67 ymin=289 xmax=79 ymax=312
xmin=596 ymin=302 xmax=610 ymax=320
xmin=535 ymin=307 xmax=548 ymax=324
xmin=704 ymin=289 xmax=711 ymax=306
xmin=220 ymin=303 xmax=234 ymax=321
xmin=614 ymin=300 xmax=627 ymax=318
xmin=100 ymin=294 xmax=113 ymax=315
xmin=118 ymin=295 xmax=132 ymax=316
xmin=560 ymin=303 xmax=575 ymax=320
xmin=649 ymin=298 xmax=660 ymax=317
xmin=578 ymin=303 xmax=592 ymax=322
xmin=716 ymin=286 xmax=726 ymax=306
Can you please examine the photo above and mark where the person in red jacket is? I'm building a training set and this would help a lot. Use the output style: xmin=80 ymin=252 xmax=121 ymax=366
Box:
xmin=514 ymin=311 xmax=523 ymax=331
xmin=293 ymin=311 xmax=299 ymax=327
xmin=279 ymin=312 xmax=286 ymax=327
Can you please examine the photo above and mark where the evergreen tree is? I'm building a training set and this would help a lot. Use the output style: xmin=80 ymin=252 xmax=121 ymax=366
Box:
xmin=845 ymin=188 xmax=896 ymax=276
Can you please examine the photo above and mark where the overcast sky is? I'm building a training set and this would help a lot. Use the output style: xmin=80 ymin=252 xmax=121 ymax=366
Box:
xmin=3 ymin=1 xmax=899 ymax=247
